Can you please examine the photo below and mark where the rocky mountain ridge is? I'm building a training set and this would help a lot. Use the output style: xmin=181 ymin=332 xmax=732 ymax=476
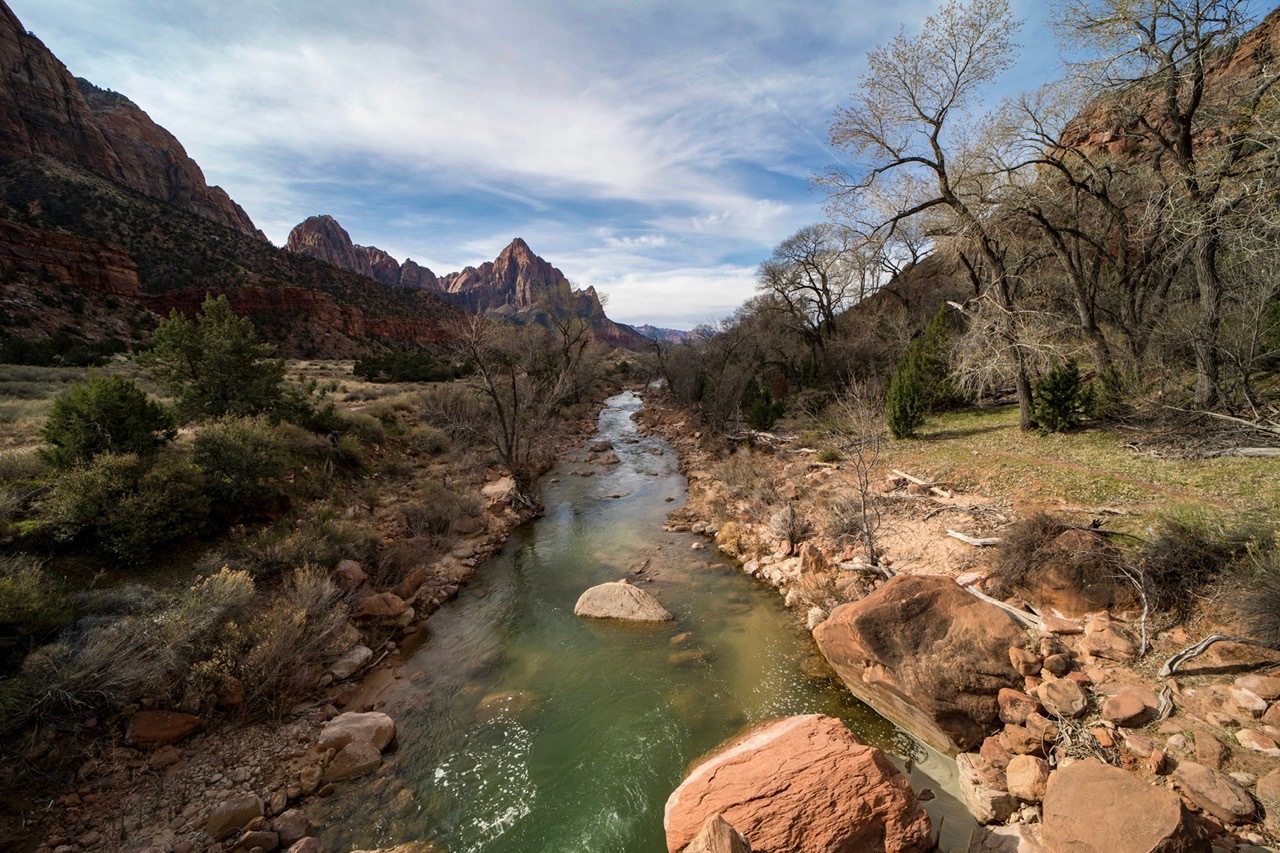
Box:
xmin=286 ymin=215 xmax=649 ymax=349
xmin=0 ymin=2 xmax=259 ymax=237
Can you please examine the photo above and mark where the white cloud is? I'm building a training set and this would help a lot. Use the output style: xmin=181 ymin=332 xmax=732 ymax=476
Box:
xmin=14 ymin=0 xmax=1000 ymax=327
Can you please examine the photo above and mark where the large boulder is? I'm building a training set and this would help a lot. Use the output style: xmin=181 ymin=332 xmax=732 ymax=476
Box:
xmin=813 ymin=575 xmax=1026 ymax=754
xmin=574 ymin=579 xmax=673 ymax=622
xmin=316 ymin=711 xmax=396 ymax=752
xmin=206 ymin=794 xmax=263 ymax=841
xmin=663 ymin=714 xmax=930 ymax=853
xmin=1172 ymin=761 xmax=1256 ymax=825
xmin=1041 ymin=759 xmax=1200 ymax=852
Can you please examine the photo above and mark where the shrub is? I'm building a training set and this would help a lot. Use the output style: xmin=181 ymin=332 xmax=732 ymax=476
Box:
xmin=884 ymin=307 xmax=958 ymax=439
xmin=0 ymin=568 xmax=254 ymax=732
xmin=184 ymin=566 xmax=349 ymax=716
xmin=399 ymin=481 xmax=481 ymax=538
xmin=0 ymin=554 xmax=71 ymax=641
xmin=39 ymin=374 xmax=175 ymax=468
xmin=716 ymin=448 xmax=778 ymax=508
xmin=353 ymin=350 xmax=468 ymax=383
xmin=816 ymin=447 xmax=842 ymax=463
xmin=743 ymin=381 xmax=784 ymax=431
xmin=42 ymin=453 xmax=209 ymax=562
xmin=408 ymin=425 xmax=450 ymax=456
xmin=333 ymin=410 xmax=386 ymax=445
xmin=769 ymin=503 xmax=812 ymax=554
xmin=193 ymin=416 xmax=286 ymax=506
xmin=1033 ymin=360 xmax=1095 ymax=433
xmin=139 ymin=295 xmax=286 ymax=421
xmin=1233 ymin=545 xmax=1280 ymax=648
xmin=213 ymin=510 xmax=380 ymax=580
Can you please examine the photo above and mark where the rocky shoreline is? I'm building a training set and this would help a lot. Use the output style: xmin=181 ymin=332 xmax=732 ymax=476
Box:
xmin=24 ymin=394 xmax=614 ymax=853
xmin=637 ymin=395 xmax=1280 ymax=851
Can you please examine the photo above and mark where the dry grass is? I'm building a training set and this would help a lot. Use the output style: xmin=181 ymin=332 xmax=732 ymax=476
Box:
xmin=887 ymin=405 xmax=1280 ymax=520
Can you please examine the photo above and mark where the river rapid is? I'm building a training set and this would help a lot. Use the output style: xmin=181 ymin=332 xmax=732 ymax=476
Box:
xmin=315 ymin=390 xmax=971 ymax=852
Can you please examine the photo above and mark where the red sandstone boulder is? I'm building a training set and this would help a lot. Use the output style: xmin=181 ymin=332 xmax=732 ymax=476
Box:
xmin=125 ymin=710 xmax=204 ymax=747
xmin=1041 ymin=759 xmax=1199 ymax=852
xmin=663 ymin=715 xmax=930 ymax=853
xmin=813 ymin=575 xmax=1026 ymax=754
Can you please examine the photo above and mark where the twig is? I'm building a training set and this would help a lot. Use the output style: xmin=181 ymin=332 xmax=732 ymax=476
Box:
xmin=1162 ymin=405 xmax=1280 ymax=437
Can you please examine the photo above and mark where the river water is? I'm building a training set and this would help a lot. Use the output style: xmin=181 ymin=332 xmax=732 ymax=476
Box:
xmin=316 ymin=390 xmax=971 ymax=851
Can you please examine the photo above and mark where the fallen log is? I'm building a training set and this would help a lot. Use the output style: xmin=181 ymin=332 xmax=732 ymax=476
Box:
xmin=963 ymin=584 xmax=1042 ymax=630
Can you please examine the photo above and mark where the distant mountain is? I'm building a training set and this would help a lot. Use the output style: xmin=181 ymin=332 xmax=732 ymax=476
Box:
xmin=286 ymin=216 xmax=649 ymax=350
xmin=631 ymin=324 xmax=692 ymax=345
xmin=286 ymin=215 xmax=438 ymax=291
xmin=0 ymin=4 xmax=259 ymax=237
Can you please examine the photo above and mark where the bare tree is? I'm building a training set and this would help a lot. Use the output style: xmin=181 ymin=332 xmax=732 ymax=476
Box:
xmin=443 ymin=315 xmax=568 ymax=504
xmin=825 ymin=0 xmax=1040 ymax=428
xmin=821 ymin=381 xmax=887 ymax=565
xmin=1060 ymin=0 xmax=1280 ymax=406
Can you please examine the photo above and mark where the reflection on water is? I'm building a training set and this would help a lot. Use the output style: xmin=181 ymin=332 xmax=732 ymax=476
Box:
xmin=316 ymin=391 xmax=973 ymax=852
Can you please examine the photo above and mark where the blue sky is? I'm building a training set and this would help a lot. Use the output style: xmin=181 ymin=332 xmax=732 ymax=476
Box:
xmin=18 ymin=0 xmax=1061 ymax=328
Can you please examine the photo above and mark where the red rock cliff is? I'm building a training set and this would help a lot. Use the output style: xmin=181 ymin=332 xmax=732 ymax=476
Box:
xmin=0 ymin=1 xmax=259 ymax=237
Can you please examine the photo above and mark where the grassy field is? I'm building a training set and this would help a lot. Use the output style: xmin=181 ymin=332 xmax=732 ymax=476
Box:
xmin=881 ymin=405 xmax=1279 ymax=521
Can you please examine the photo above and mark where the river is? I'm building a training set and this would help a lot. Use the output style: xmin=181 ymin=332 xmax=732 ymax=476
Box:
xmin=315 ymin=390 xmax=971 ymax=851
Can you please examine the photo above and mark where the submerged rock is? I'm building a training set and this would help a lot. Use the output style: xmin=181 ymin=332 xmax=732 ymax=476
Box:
xmin=574 ymin=579 xmax=673 ymax=622
xmin=813 ymin=574 xmax=1026 ymax=754
xmin=663 ymin=714 xmax=930 ymax=853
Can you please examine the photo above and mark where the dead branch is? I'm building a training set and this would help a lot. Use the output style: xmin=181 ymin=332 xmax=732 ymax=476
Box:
xmin=1162 ymin=406 xmax=1280 ymax=437
xmin=963 ymin=584 xmax=1042 ymax=630
xmin=1158 ymin=633 xmax=1277 ymax=678
xmin=947 ymin=529 xmax=1002 ymax=547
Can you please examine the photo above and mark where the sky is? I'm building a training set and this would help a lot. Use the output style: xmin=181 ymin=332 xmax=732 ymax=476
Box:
xmin=17 ymin=0 xmax=1061 ymax=329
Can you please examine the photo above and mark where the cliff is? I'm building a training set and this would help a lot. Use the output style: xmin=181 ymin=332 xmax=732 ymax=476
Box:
xmin=0 ymin=1 xmax=259 ymax=237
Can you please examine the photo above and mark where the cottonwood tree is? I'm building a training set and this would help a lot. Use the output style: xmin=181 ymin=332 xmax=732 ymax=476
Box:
xmin=1060 ymin=0 xmax=1280 ymax=406
xmin=756 ymin=224 xmax=875 ymax=378
xmin=825 ymin=0 xmax=1040 ymax=429
xmin=440 ymin=315 xmax=571 ymax=503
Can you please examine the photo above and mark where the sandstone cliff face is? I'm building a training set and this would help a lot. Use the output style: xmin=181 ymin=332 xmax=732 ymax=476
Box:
xmin=1060 ymin=6 xmax=1280 ymax=154
xmin=0 ymin=218 xmax=139 ymax=297
xmin=0 ymin=1 xmax=258 ymax=237
xmin=286 ymin=215 xmax=440 ymax=291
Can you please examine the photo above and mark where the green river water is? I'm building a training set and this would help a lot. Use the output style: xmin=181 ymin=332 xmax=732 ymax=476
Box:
xmin=315 ymin=390 xmax=972 ymax=852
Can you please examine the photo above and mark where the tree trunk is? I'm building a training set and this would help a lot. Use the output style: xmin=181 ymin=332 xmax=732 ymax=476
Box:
xmin=1191 ymin=233 xmax=1222 ymax=407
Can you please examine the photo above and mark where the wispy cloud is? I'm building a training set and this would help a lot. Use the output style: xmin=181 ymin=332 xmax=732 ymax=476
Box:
xmin=15 ymin=0 xmax=1058 ymax=328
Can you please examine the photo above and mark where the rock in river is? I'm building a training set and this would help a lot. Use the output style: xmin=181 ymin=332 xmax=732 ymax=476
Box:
xmin=813 ymin=574 xmax=1026 ymax=755
xmin=574 ymin=579 xmax=673 ymax=622
xmin=663 ymin=714 xmax=930 ymax=853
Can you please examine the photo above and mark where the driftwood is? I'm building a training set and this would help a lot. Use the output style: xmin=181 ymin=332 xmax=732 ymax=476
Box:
xmin=1219 ymin=447 xmax=1280 ymax=458
xmin=946 ymin=529 xmax=1001 ymax=547
xmin=1158 ymin=633 xmax=1278 ymax=678
xmin=838 ymin=560 xmax=896 ymax=580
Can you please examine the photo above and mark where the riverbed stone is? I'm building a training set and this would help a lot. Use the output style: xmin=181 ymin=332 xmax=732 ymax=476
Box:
xmin=316 ymin=711 xmax=395 ymax=752
xmin=273 ymin=809 xmax=309 ymax=846
xmin=323 ymin=741 xmax=381 ymax=783
xmin=1005 ymin=755 xmax=1049 ymax=803
xmin=1041 ymin=759 xmax=1197 ymax=852
xmin=206 ymin=794 xmax=264 ymax=841
xmin=1102 ymin=686 xmax=1158 ymax=726
xmin=813 ymin=575 xmax=1026 ymax=755
xmin=574 ymin=579 xmax=673 ymax=622
xmin=1036 ymin=678 xmax=1087 ymax=718
xmin=329 ymin=645 xmax=373 ymax=681
xmin=663 ymin=714 xmax=930 ymax=853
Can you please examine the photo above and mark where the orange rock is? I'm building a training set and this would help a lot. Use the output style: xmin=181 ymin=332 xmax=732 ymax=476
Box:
xmin=1042 ymin=759 xmax=1198 ymax=852
xmin=663 ymin=715 xmax=930 ymax=853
